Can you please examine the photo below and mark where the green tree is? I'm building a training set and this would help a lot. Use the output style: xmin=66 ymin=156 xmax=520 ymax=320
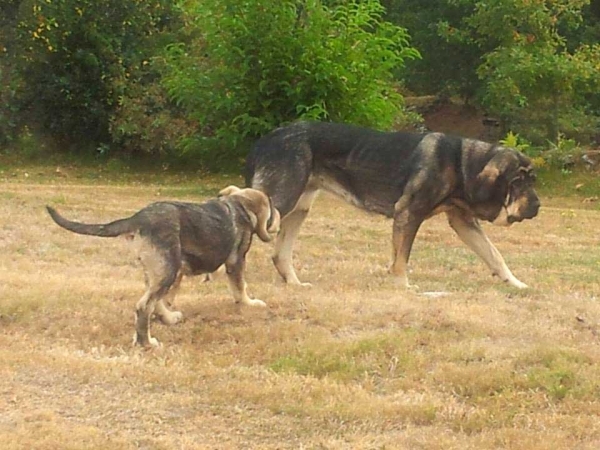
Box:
xmin=385 ymin=0 xmax=600 ymax=143
xmin=163 ymin=0 xmax=419 ymax=164
xmin=13 ymin=0 xmax=179 ymax=152
xmin=382 ymin=0 xmax=484 ymax=101
xmin=0 ymin=0 xmax=24 ymax=145
xmin=471 ymin=0 xmax=600 ymax=143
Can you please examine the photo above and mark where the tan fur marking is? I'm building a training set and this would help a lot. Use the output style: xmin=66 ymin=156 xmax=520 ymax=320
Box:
xmin=447 ymin=210 xmax=528 ymax=289
xmin=273 ymin=187 xmax=319 ymax=286
xmin=219 ymin=186 xmax=280 ymax=242
xmin=506 ymin=194 xmax=529 ymax=218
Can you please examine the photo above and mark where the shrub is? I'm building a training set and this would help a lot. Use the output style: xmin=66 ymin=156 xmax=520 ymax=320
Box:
xmin=13 ymin=0 xmax=179 ymax=152
xmin=163 ymin=0 xmax=420 ymax=165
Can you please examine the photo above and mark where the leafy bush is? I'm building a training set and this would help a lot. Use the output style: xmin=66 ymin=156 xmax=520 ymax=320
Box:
xmin=109 ymin=72 xmax=195 ymax=158
xmin=544 ymin=134 xmax=584 ymax=169
xmin=0 ymin=0 xmax=24 ymax=146
xmin=163 ymin=0 xmax=420 ymax=164
xmin=383 ymin=0 xmax=483 ymax=101
xmin=384 ymin=0 xmax=600 ymax=145
xmin=472 ymin=1 xmax=600 ymax=144
xmin=499 ymin=131 xmax=531 ymax=153
xmin=13 ymin=0 xmax=179 ymax=152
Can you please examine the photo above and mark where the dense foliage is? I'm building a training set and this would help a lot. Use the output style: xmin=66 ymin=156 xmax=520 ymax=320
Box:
xmin=1 ymin=0 xmax=599 ymax=167
xmin=2 ymin=0 xmax=180 ymax=154
xmin=162 ymin=0 xmax=419 ymax=162
xmin=387 ymin=0 xmax=600 ymax=144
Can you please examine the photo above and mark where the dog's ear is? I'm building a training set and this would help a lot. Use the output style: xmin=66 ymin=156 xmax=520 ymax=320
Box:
xmin=266 ymin=196 xmax=281 ymax=235
xmin=251 ymin=191 xmax=278 ymax=243
xmin=218 ymin=185 xmax=242 ymax=198
xmin=469 ymin=150 xmax=520 ymax=204
xmin=231 ymin=188 xmax=278 ymax=242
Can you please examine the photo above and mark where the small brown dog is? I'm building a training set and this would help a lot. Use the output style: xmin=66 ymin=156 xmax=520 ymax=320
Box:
xmin=47 ymin=186 xmax=280 ymax=347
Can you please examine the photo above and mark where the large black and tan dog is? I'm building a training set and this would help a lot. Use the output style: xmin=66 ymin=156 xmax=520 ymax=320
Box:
xmin=47 ymin=186 xmax=280 ymax=347
xmin=246 ymin=121 xmax=540 ymax=289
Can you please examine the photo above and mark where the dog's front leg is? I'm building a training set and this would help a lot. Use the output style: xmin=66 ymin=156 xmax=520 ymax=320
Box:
xmin=225 ymin=254 xmax=266 ymax=308
xmin=446 ymin=209 xmax=528 ymax=289
xmin=389 ymin=220 xmax=422 ymax=288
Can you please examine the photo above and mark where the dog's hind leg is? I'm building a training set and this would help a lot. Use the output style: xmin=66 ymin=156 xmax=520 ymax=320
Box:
xmin=154 ymin=269 xmax=184 ymax=325
xmin=446 ymin=209 xmax=528 ymax=289
xmin=134 ymin=241 xmax=182 ymax=347
xmin=272 ymin=188 xmax=319 ymax=286
xmin=134 ymin=289 xmax=159 ymax=347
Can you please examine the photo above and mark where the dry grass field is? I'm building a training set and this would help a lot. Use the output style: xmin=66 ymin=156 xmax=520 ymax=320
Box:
xmin=1 ymin=164 xmax=600 ymax=449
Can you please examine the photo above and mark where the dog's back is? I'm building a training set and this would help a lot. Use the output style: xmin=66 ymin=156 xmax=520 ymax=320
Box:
xmin=246 ymin=121 xmax=441 ymax=217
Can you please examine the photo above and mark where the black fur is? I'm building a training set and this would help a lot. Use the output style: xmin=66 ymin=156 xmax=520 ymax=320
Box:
xmin=47 ymin=190 xmax=275 ymax=346
xmin=246 ymin=121 xmax=540 ymax=288
xmin=48 ymin=201 xmax=244 ymax=274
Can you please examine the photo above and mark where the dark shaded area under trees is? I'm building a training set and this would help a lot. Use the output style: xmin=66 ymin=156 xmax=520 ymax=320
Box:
xmin=1 ymin=0 xmax=599 ymax=169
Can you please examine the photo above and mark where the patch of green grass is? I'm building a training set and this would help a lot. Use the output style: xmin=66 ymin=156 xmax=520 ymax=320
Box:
xmin=432 ymin=346 xmax=598 ymax=407
xmin=0 ymin=152 xmax=244 ymax=188
xmin=49 ymin=194 xmax=68 ymax=205
xmin=269 ymin=327 xmax=472 ymax=382
xmin=0 ymin=191 xmax=17 ymax=200
xmin=526 ymin=367 xmax=576 ymax=401
xmin=537 ymin=167 xmax=600 ymax=201
xmin=516 ymin=347 xmax=597 ymax=401
xmin=270 ymin=351 xmax=362 ymax=381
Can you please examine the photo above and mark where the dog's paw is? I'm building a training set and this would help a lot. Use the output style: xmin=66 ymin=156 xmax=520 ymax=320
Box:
xmin=499 ymin=273 xmax=529 ymax=289
xmin=508 ymin=279 xmax=529 ymax=290
xmin=132 ymin=333 xmax=162 ymax=348
xmin=170 ymin=311 xmax=183 ymax=323
xmin=247 ymin=298 xmax=267 ymax=307
xmin=160 ymin=311 xmax=183 ymax=325
xmin=286 ymin=279 xmax=312 ymax=288
xmin=391 ymin=277 xmax=419 ymax=291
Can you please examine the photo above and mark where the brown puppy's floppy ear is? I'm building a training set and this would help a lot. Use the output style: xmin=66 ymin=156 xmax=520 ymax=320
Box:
xmin=469 ymin=151 xmax=520 ymax=204
xmin=266 ymin=196 xmax=281 ymax=235
xmin=251 ymin=190 xmax=277 ymax=243
xmin=227 ymin=188 xmax=277 ymax=242
xmin=218 ymin=185 xmax=242 ymax=198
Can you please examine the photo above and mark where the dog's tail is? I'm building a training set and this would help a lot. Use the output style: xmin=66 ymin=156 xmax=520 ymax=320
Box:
xmin=46 ymin=206 xmax=137 ymax=237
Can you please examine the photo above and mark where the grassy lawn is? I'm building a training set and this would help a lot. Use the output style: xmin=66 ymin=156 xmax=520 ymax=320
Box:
xmin=1 ymin=161 xmax=599 ymax=449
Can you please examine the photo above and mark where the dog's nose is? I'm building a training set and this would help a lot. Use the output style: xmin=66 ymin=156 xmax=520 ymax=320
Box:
xmin=528 ymin=199 xmax=541 ymax=217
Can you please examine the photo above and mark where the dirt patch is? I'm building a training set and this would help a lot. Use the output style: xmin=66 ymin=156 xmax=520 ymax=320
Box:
xmin=427 ymin=102 xmax=496 ymax=141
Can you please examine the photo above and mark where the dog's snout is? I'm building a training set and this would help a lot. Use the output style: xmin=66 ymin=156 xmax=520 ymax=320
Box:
xmin=526 ymin=197 xmax=541 ymax=218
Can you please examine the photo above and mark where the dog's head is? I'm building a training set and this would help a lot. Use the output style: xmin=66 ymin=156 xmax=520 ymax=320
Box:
xmin=468 ymin=148 xmax=540 ymax=226
xmin=218 ymin=185 xmax=280 ymax=242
